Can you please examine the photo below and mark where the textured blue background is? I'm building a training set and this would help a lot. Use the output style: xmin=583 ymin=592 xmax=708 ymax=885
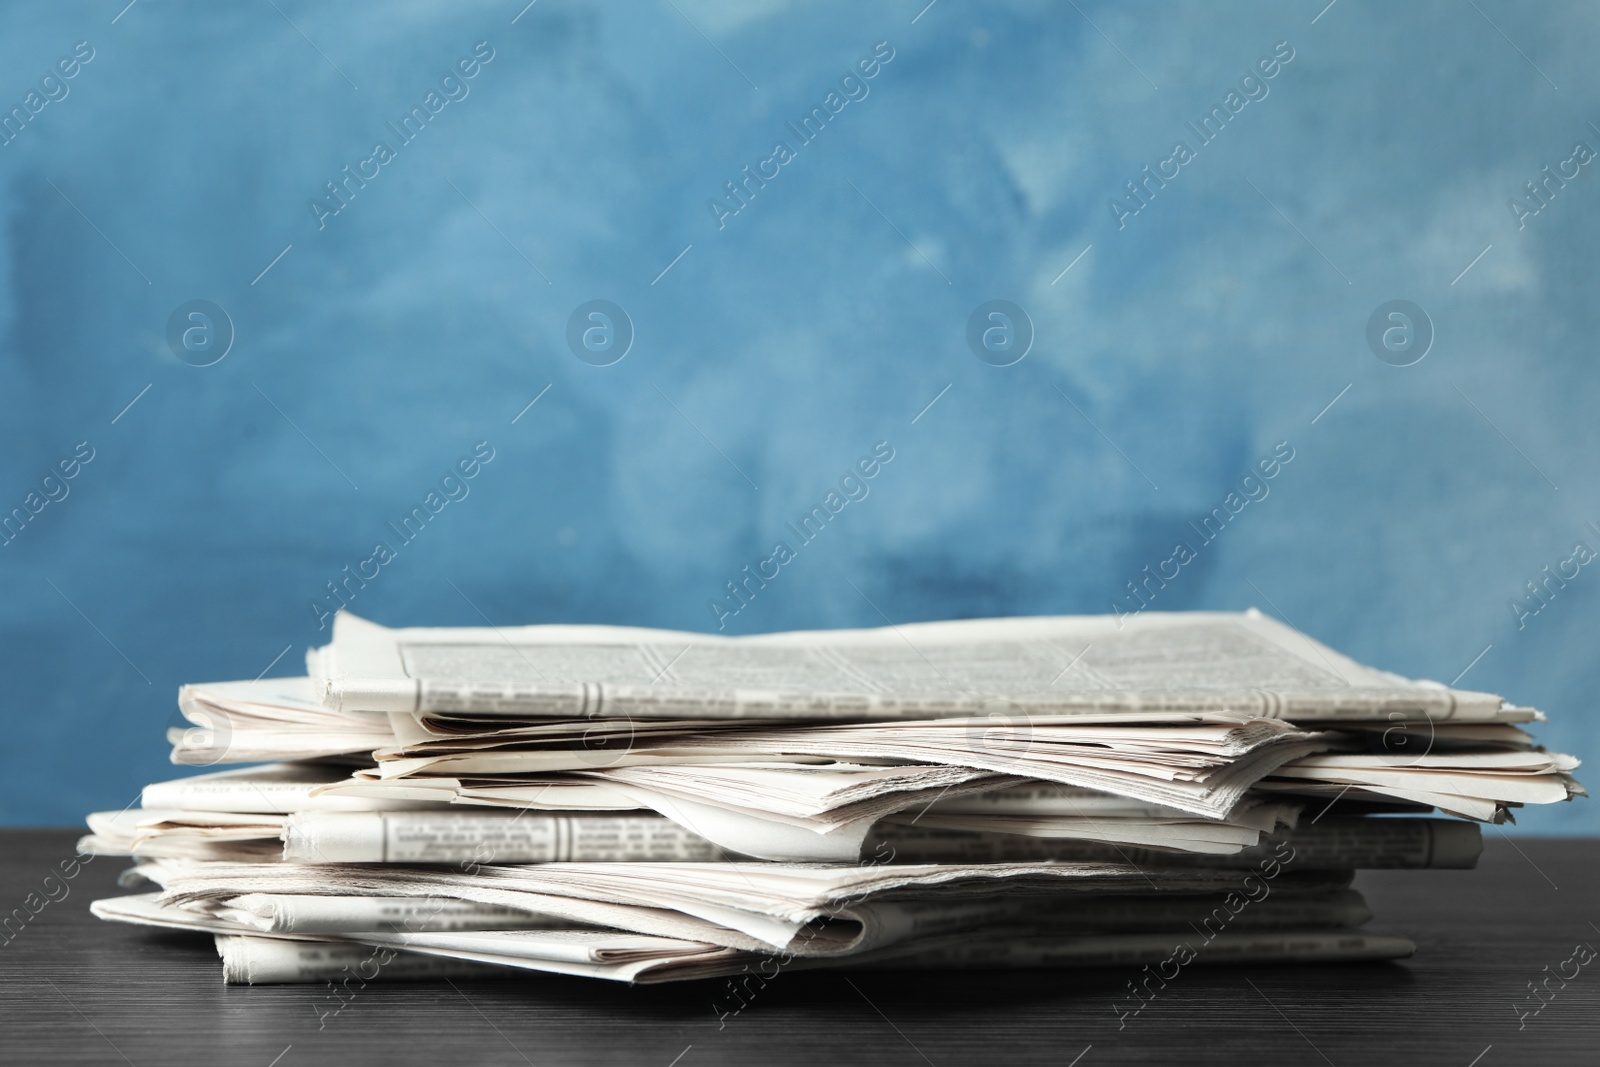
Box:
xmin=1 ymin=1 xmax=1594 ymax=830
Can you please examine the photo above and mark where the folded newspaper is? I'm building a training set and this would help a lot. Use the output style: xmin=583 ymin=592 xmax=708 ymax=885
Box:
xmin=87 ymin=610 xmax=1582 ymax=986
xmin=310 ymin=609 xmax=1520 ymax=720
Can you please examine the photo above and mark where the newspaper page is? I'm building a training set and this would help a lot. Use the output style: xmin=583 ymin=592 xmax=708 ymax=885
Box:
xmin=217 ymin=893 xmax=569 ymax=934
xmin=282 ymin=810 xmax=725 ymax=864
xmin=216 ymin=934 xmax=507 ymax=984
xmin=846 ymin=928 xmax=1416 ymax=973
xmin=143 ymin=764 xmax=439 ymax=814
xmin=311 ymin=609 xmax=1517 ymax=722
xmin=214 ymin=926 xmax=1413 ymax=985
xmin=99 ymin=883 xmax=1385 ymax=985
xmin=873 ymin=817 xmax=1482 ymax=868
xmin=369 ymin=720 xmax=1329 ymax=822
xmin=173 ymin=677 xmax=395 ymax=764
xmin=151 ymin=860 xmax=1353 ymax=955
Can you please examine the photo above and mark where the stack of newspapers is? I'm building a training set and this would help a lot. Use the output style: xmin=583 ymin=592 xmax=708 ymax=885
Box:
xmin=86 ymin=610 xmax=1583 ymax=986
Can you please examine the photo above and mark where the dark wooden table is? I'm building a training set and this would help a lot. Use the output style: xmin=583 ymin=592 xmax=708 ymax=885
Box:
xmin=2 ymin=829 xmax=1595 ymax=1066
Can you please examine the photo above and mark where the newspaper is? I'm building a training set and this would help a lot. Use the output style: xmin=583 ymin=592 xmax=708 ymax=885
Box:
xmin=281 ymin=810 xmax=726 ymax=864
xmin=311 ymin=609 xmax=1520 ymax=722
xmin=142 ymin=724 xmax=1576 ymax=853
xmin=81 ymin=809 xmax=284 ymax=862
xmin=105 ymin=771 xmax=1300 ymax=863
xmin=216 ymin=934 xmax=507 ymax=984
xmin=368 ymin=717 xmax=1331 ymax=822
xmin=106 ymin=883 xmax=1372 ymax=943
xmin=216 ymin=894 xmax=571 ymax=934
xmin=149 ymin=762 xmax=636 ymax=814
xmin=877 ymin=817 xmax=1482 ymax=869
xmin=212 ymin=926 xmax=1414 ymax=984
xmin=217 ymin=928 xmax=737 ymax=984
xmin=100 ymin=882 xmax=1383 ymax=984
xmin=369 ymin=716 xmax=1579 ymax=827
xmin=81 ymin=609 xmax=1585 ymax=994
xmin=127 ymin=727 xmax=1568 ymax=857
xmin=1270 ymin=751 xmax=1581 ymax=804
xmin=145 ymin=859 xmax=1354 ymax=955
xmin=82 ymin=803 xmax=1476 ymax=869
xmin=172 ymin=678 xmax=392 ymax=765
xmin=161 ymin=677 xmax=1575 ymax=829
xmin=841 ymin=928 xmax=1415 ymax=974
xmin=142 ymin=762 xmax=459 ymax=814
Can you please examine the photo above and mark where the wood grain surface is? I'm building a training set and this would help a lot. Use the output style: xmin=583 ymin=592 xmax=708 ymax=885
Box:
xmin=2 ymin=829 xmax=1595 ymax=1066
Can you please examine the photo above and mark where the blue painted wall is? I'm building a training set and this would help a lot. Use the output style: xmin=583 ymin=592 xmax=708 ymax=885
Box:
xmin=2 ymin=1 xmax=1595 ymax=830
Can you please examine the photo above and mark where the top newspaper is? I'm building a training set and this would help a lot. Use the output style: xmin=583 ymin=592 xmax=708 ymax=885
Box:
xmin=311 ymin=609 xmax=1522 ymax=723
